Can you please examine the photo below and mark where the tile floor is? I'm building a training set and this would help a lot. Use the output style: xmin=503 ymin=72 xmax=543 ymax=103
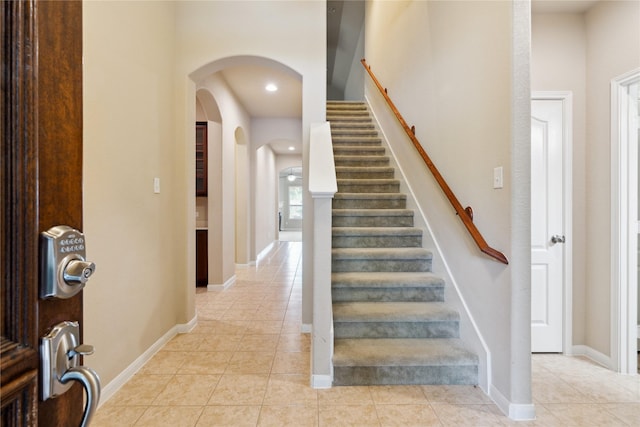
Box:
xmin=93 ymin=241 xmax=640 ymax=426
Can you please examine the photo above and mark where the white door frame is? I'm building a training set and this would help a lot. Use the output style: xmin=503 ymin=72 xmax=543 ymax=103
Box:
xmin=610 ymin=68 xmax=639 ymax=375
xmin=532 ymin=91 xmax=574 ymax=354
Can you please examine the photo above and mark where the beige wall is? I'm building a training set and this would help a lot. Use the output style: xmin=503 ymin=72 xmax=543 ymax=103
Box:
xmin=83 ymin=1 xmax=180 ymax=385
xmin=83 ymin=0 xmax=326 ymax=393
xmin=532 ymin=1 xmax=640 ymax=357
xmin=584 ymin=0 xmax=640 ymax=355
xmin=531 ymin=11 xmax=588 ymax=345
xmin=365 ymin=0 xmax=526 ymax=407
xmin=532 ymin=0 xmax=640 ymax=361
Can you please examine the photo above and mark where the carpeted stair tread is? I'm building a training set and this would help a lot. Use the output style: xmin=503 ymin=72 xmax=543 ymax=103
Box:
xmin=327 ymin=100 xmax=478 ymax=386
xmin=332 ymin=271 xmax=444 ymax=289
xmin=335 ymin=166 xmax=395 ymax=179
xmin=333 ymin=301 xmax=458 ymax=323
xmin=332 ymin=208 xmax=413 ymax=217
xmin=331 ymin=136 xmax=381 ymax=145
xmin=332 ymin=227 xmax=422 ymax=237
xmin=332 ymin=247 xmax=432 ymax=260
xmin=334 ymin=192 xmax=405 ymax=200
xmin=333 ymin=338 xmax=479 ymax=367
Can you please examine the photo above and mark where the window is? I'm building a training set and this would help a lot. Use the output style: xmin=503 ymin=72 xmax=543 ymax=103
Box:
xmin=288 ymin=185 xmax=302 ymax=220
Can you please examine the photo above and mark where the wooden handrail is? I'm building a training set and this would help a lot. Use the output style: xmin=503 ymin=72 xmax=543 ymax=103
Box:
xmin=361 ymin=59 xmax=508 ymax=265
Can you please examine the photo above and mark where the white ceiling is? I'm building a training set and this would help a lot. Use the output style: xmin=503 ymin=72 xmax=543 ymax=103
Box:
xmin=531 ymin=0 xmax=599 ymax=14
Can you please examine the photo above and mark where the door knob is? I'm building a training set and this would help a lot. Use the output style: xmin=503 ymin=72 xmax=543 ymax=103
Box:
xmin=551 ymin=235 xmax=566 ymax=244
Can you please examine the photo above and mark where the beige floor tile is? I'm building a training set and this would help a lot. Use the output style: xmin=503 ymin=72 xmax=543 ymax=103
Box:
xmin=163 ymin=334 xmax=206 ymax=352
xmin=258 ymin=405 xmax=319 ymax=427
xmin=430 ymin=403 xmax=504 ymax=427
xmin=272 ymin=351 xmax=310 ymax=375
xmin=244 ymin=320 xmax=283 ymax=335
xmin=91 ymin=405 xmax=146 ymax=426
xmin=227 ymin=351 xmax=275 ymax=374
xmin=375 ymin=404 xmax=441 ymax=427
xmin=152 ymin=374 xmax=220 ymax=406
xmin=221 ymin=308 xmax=258 ymax=320
xmin=422 ymin=385 xmax=492 ymax=404
xmin=318 ymin=404 xmax=380 ymax=426
xmin=543 ymin=403 xmax=629 ymax=426
xmin=318 ymin=386 xmax=373 ymax=406
xmin=176 ymin=351 xmax=233 ymax=375
xmin=602 ymin=402 xmax=640 ymax=425
xmin=94 ymin=243 xmax=639 ymax=427
xmin=208 ymin=374 xmax=270 ymax=405
xmin=369 ymin=385 xmax=429 ymax=405
xmin=263 ymin=374 xmax=318 ymax=406
xmin=196 ymin=405 xmax=261 ymax=426
xmin=138 ymin=351 xmax=189 ymax=375
xmin=134 ymin=406 xmax=203 ymax=426
xmin=108 ymin=374 xmax=173 ymax=406
xmin=277 ymin=333 xmax=310 ymax=352
xmin=238 ymin=334 xmax=280 ymax=352
xmin=207 ymin=320 xmax=249 ymax=335
xmin=197 ymin=334 xmax=242 ymax=352
xmin=532 ymin=377 xmax=591 ymax=404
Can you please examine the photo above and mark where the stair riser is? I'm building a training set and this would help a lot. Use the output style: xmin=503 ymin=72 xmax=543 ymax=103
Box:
xmin=335 ymin=158 xmax=390 ymax=167
xmin=332 ymin=138 xmax=381 ymax=146
xmin=331 ymin=259 xmax=432 ymax=273
xmin=334 ymin=150 xmax=386 ymax=157
xmin=332 ymin=287 xmax=445 ymax=303
xmin=332 ymin=366 xmax=478 ymax=386
xmin=331 ymin=130 xmax=378 ymax=137
xmin=334 ymin=321 xmax=460 ymax=339
xmin=332 ymin=216 xmax=414 ymax=227
xmin=337 ymin=183 xmax=400 ymax=193
xmin=332 ymin=235 xmax=422 ymax=248
xmin=336 ymin=170 xmax=395 ymax=180
xmin=333 ymin=199 xmax=407 ymax=210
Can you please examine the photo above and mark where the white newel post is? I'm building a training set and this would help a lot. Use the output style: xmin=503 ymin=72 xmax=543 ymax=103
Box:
xmin=308 ymin=122 xmax=337 ymax=388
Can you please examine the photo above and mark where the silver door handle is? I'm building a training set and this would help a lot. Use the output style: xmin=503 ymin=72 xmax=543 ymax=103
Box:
xmin=60 ymin=365 xmax=101 ymax=427
xmin=41 ymin=321 xmax=101 ymax=427
xmin=551 ymin=235 xmax=566 ymax=244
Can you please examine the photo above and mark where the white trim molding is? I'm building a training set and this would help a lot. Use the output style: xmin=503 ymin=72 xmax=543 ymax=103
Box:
xmin=207 ymin=274 xmax=236 ymax=291
xmin=98 ymin=315 xmax=198 ymax=407
xmin=610 ymin=68 xmax=640 ymax=375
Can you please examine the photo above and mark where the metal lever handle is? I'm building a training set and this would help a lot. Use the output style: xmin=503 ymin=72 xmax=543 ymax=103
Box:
xmin=551 ymin=235 xmax=566 ymax=244
xmin=60 ymin=366 xmax=101 ymax=427
xmin=68 ymin=344 xmax=95 ymax=359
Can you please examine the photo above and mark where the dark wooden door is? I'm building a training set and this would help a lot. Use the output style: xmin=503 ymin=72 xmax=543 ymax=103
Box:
xmin=1 ymin=1 xmax=85 ymax=425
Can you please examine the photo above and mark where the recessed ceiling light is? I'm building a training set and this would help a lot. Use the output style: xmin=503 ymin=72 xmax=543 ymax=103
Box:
xmin=288 ymin=146 xmax=295 ymax=151
xmin=265 ymin=83 xmax=278 ymax=92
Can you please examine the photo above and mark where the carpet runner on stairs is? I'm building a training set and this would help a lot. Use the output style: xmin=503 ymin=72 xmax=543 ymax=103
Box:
xmin=328 ymin=100 xmax=479 ymax=386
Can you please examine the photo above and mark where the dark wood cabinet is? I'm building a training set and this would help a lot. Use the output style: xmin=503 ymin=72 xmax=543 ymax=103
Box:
xmin=196 ymin=230 xmax=208 ymax=286
xmin=196 ymin=121 xmax=207 ymax=196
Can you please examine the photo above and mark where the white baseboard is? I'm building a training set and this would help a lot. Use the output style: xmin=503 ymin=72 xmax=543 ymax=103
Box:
xmin=207 ymin=274 xmax=236 ymax=291
xmin=572 ymin=344 xmax=612 ymax=369
xmin=98 ymin=314 xmax=198 ymax=407
xmin=257 ymin=241 xmax=275 ymax=261
xmin=311 ymin=374 xmax=332 ymax=389
xmin=489 ymin=384 xmax=536 ymax=421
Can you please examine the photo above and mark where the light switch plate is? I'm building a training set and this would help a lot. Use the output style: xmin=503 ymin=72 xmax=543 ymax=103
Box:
xmin=153 ymin=177 xmax=160 ymax=194
xmin=493 ymin=167 xmax=503 ymax=189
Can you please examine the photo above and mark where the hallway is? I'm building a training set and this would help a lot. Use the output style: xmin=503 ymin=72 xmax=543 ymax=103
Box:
xmin=92 ymin=241 xmax=640 ymax=426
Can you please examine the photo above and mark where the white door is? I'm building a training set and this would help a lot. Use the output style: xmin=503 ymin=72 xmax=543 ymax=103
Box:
xmin=531 ymin=98 xmax=566 ymax=352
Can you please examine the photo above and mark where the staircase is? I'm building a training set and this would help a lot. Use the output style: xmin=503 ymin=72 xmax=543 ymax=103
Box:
xmin=328 ymin=101 xmax=479 ymax=386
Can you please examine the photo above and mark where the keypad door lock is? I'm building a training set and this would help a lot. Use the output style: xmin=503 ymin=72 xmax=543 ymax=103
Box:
xmin=40 ymin=225 xmax=95 ymax=299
